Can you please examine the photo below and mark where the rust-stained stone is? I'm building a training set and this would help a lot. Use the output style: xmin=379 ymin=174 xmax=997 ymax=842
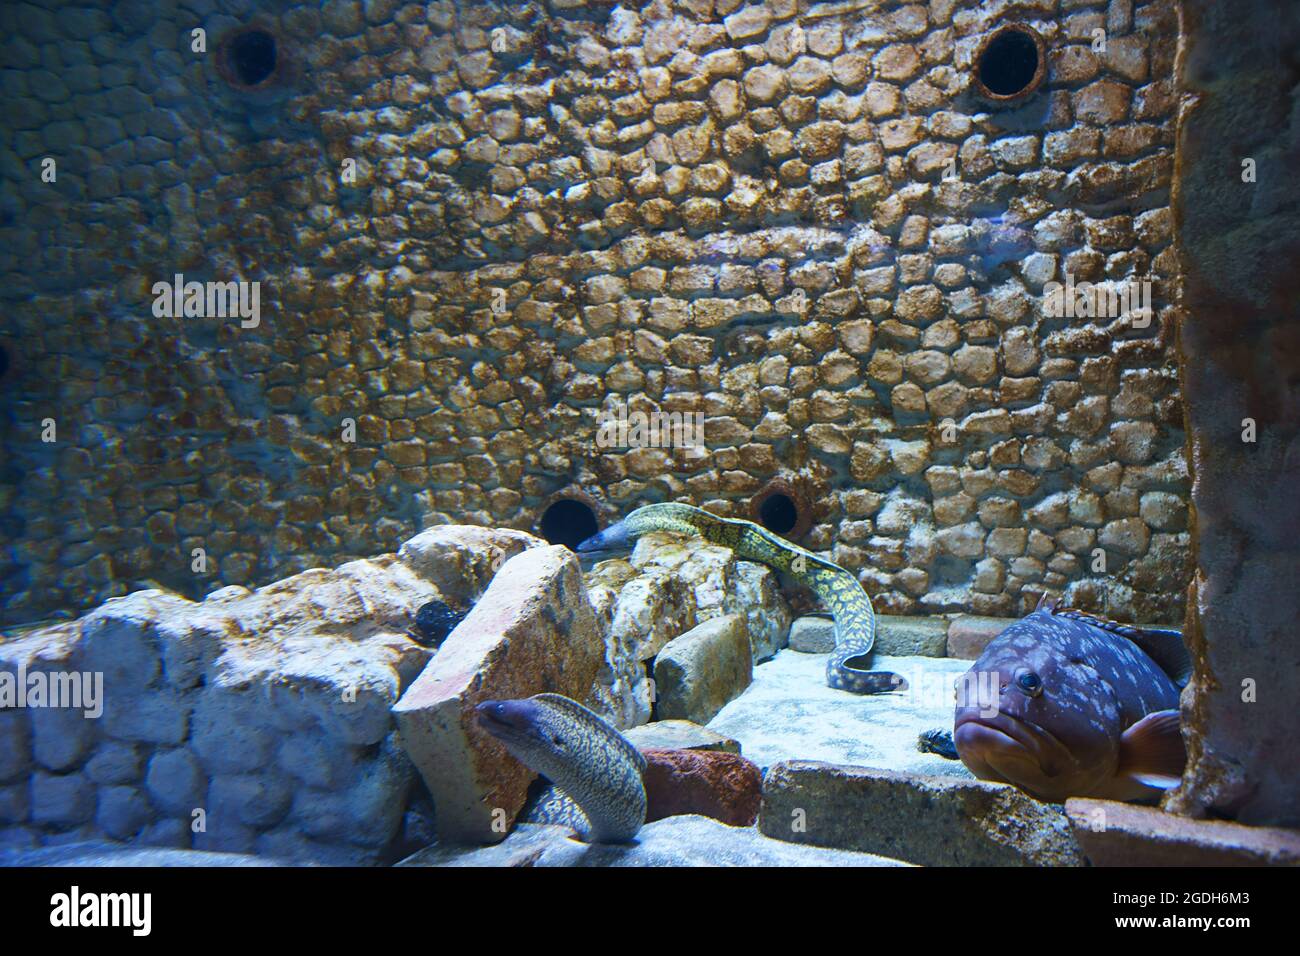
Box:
xmin=1066 ymin=798 xmax=1300 ymax=866
xmin=392 ymin=545 xmax=606 ymax=845
xmin=1166 ymin=0 xmax=1300 ymax=828
xmin=642 ymin=747 xmax=762 ymax=827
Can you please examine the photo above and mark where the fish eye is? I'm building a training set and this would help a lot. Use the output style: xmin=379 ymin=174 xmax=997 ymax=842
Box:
xmin=1016 ymin=670 xmax=1043 ymax=697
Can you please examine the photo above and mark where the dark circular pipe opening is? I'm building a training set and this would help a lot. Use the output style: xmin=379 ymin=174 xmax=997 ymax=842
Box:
xmin=539 ymin=498 xmax=600 ymax=551
xmin=749 ymin=478 xmax=812 ymax=541
xmin=0 ymin=344 xmax=8 ymax=380
xmin=218 ymin=27 xmax=280 ymax=89
xmin=974 ymin=25 xmax=1046 ymax=101
xmin=758 ymin=493 xmax=799 ymax=536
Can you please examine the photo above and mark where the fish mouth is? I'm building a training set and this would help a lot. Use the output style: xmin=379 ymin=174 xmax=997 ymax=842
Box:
xmin=954 ymin=710 xmax=1072 ymax=780
xmin=576 ymin=520 xmax=631 ymax=555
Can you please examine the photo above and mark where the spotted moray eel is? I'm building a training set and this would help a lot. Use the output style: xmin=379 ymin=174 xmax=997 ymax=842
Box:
xmin=475 ymin=694 xmax=647 ymax=843
xmin=578 ymin=502 xmax=906 ymax=695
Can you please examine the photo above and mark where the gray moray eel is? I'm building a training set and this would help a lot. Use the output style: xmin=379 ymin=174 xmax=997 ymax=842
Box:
xmin=475 ymin=693 xmax=647 ymax=843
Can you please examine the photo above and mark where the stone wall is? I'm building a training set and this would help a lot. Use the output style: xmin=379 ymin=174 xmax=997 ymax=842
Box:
xmin=0 ymin=0 xmax=1190 ymax=627
xmin=0 ymin=562 xmax=442 ymax=863
xmin=1166 ymin=0 xmax=1300 ymax=828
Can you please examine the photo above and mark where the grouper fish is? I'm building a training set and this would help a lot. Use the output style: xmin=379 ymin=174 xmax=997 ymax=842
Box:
xmin=953 ymin=599 xmax=1191 ymax=803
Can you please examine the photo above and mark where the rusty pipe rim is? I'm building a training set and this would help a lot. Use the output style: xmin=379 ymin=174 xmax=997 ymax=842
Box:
xmin=748 ymin=478 xmax=812 ymax=541
xmin=971 ymin=23 xmax=1048 ymax=104
xmin=215 ymin=24 xmax=293 ymax=92
xmin=536 ymin=486 xmax=607 ymax=551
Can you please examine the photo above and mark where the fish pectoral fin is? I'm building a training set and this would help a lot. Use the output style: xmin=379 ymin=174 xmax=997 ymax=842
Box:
xmin=1128 ymin=773 xmax=1182 ymax=791
xmin=1117 ymin=709 xmax=1185 ymax=785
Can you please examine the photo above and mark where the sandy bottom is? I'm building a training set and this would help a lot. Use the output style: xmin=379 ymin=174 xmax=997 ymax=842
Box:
xmin=707 ymin=649 xmax=978 ymax=779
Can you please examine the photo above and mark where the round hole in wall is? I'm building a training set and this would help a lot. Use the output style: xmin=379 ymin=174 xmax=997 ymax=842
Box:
xmin=0 ymin=344 xmax=8 ymax=380
xmin=539 ymin=498 xmax=600 ymax=551
xmin=218 ymin=27 xmax=280 ymax=89
xmin=759 ymin=493 xmax=798 ymax=535
xmin=973 ymin=24 xmax=1046 ymax=102
xmin=749 ymin=479 xmax=812 ymax=541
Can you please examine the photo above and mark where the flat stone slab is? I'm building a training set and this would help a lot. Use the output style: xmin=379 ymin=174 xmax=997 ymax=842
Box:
xmin=399 ymin=815 xmax=910 ymax=867
xmin=761 ymin=761 xmax=1085 ymax=867
xmin=946 ymin=614 xmax=1014 ymax=659
xmin=1066 ymin=798 xmax=1300 ymax=866
xmin=877 ymin=614 xmax=949 ymax=656
xmin=788 ymin=614 xmax=949 ymax=657
xmin=0 ymin=842 xmax=288 ymax=867
xmin=622 ymin=720 xmax=740 ymax=754
xmin=788 ymin=616 xmax=836 ymax=653
xmin=706 ymin=649 xmax=974 ymax=778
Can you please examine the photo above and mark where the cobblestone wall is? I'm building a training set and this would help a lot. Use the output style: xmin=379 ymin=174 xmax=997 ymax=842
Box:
xmin=0 ymin=0 xmax=1190 ymax=627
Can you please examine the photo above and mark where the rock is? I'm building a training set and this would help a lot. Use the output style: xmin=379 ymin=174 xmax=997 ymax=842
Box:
xmin=0 ymin=713 xmax=30 ymax=784
xmin=946 ymin=614 xmax=1013 ymax=659
xmin=95 ymin=786 xmax=153 ymax=840
xmin=622 ymin=720 xmax=740 ymax=754
xmin=399 ymin=816 xmax=910 ymax=867
xmin=1099 ymin=517 xmax=1151 ymax=556
xmin=793 ymin=613 xmax=947 ymax=657
xmin=760 ymin=762 xmax=1085 ymax=866
xmin=724 ymin=6 xmax=772 ymax=42
xmin=653 ymin=614 xmax=753 ymax=725
xmin=788 ymin=615 xmax=835 ymax=653
xmin=642 ymin=748 xmax=762 ymax=827
xmin=584 ymin=555 xmax=697 ymax=729
xmin=30 ymin=772 xmax=94 ymax=827
xmin=30 ymin=704 xmax=93 ymax=772
xmin=729 ymin=561 xmax=791 ymax=661
xmin=1066 ymin=798 xmax=1300 ymax=866
xmin=393 ymin=546 xmax=606 ymax=844
xmin=397 ymin=526 xmax=542 ymax=606
xmin=145 ymin=748 xmax=205 ymax=816
xmin=84 ymin=742 xmax=144 ymax=786
xmin=0 ymin=842 xmax=290 ymax=867
xmin=582 ymin=534 xmax=791 ymax=729
xmin=707 ymin=650 xmax=974 ymax=777
xmin=876 ymin=614 xmax=948 ymax=656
